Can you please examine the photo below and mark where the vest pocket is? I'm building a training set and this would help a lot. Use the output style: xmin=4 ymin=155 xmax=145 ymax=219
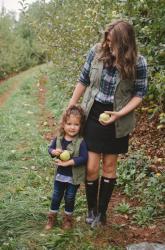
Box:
xmin=115 ymin=111 xmax=136 ymax=138
xmin=72 ymin=166 xmax=85 ymax=185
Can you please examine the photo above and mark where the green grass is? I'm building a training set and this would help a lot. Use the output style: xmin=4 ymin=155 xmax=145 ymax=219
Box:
xmin=0 ymin=65 xmax=49 ymax=248
xmin=0 ymin=66 xmax=40 ymax=96
xmin=44 ymin=64 xmax=76 ymax=120
xmin=1 ymin=64 xmax=122 ymax=250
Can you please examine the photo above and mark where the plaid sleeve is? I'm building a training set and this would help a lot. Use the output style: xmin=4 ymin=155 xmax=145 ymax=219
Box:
xmin=133 ymin=55 xmax=148 ymax=98
xmin=78 ymin=45 xmax=96 ymax=86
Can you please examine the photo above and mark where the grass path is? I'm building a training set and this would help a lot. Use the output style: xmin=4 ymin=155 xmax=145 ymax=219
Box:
xmin=0 ymin=65 xmax=164 ymax=250
xmin=0 ymin=67 xmax=42 ymax=107
xmin=0 ymin=65 xmax=97 ymax=250
xmin=0 ymin=65 xmax=55 ymax=249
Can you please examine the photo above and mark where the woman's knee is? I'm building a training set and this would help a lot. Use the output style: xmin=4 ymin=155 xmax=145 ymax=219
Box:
xmin=86 ymin=152 xmax=101 ymax=180
xmin=87 ymin=165 xmax=98 ymax=178
xmin=102 ymin=155 xmax=118 ymax=177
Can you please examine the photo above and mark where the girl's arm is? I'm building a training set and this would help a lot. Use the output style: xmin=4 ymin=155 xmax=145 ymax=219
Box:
xmin=55 ymin=158 xmax=75 ymax=167
xmin=48 ymin=138 xmax=62 ymax=157
xmin=72 ymin=140 xmax=88 ymax=166
xmin=55 ymin=140 xmax=88 ymax=167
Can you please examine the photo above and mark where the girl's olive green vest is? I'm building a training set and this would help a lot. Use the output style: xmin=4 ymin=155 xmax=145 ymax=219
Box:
xmin=81 ymin=44 xmax=136 ymax=138
xmin=55 ymin=136 xmax=86 ymax=185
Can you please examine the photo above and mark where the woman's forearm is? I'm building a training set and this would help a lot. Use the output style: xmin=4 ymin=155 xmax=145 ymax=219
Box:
xmin=118 ymin=96 xmax=142 ymax=117
xmin=69 ymin=82 xmax=87 ymax=106
xmin=103 ymin=96 xmax=143 ymax=125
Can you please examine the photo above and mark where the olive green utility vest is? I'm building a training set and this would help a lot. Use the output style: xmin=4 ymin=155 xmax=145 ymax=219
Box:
xmin=56 ymin=136 xmax=86 ymax=185
xmin=81 ymin=44 xmax=136 ymax=138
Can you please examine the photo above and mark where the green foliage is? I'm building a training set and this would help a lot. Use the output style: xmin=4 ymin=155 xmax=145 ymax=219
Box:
xmin=1 ymin=0 xmax=164 ymax=114
xmin=122 ymin=0 xmax=165 ymax=114
xmin=0 ymin=2 xmax=46 ymax=79
xmin=117 ymin=151 xmax=149 ymax=195
xmin=117 ymin=151 xmax=165 ymax=225
xmin=115 ymin=202 xmax=130 ymax=214
xmin=33 ymin=0 xmax=165 ymax=117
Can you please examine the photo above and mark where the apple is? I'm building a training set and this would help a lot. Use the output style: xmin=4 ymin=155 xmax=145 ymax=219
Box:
xmin=59 ymin=150 xmax=70 ymax=161
xmin=99 ymin=113 xmax=110 ymax=122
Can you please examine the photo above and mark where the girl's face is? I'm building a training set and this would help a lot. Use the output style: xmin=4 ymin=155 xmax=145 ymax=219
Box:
xmin=63 ymin=114 xmax=81 ymax=138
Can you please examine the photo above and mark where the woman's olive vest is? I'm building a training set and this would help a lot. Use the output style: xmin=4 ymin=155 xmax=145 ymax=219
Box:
xmin=81 ymin=44 xmax=136 ymax=138
xmin=55 ymin=136 xmax=86 ymax=185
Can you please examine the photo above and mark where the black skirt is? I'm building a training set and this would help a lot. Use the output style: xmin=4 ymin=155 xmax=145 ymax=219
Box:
xmin=84 ymin=100 xmax=129 ymax=154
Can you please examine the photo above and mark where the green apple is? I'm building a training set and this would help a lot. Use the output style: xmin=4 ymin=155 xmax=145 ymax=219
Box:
xmin=99 ymin=113 xmax=110 ymax=122
xmin=59 ymin=150 xmax=70 ymax=161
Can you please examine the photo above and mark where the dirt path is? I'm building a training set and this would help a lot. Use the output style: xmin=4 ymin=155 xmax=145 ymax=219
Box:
xmin=0 ymin=67 xmax=40 ymax=107
xmin=0 ymin=80 xmax=21 ymax=107
xmin=37 ymin=76 xmax=56 ymax=141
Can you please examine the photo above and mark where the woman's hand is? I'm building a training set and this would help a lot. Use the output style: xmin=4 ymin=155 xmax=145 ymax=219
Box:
xmin=99 ymin=111 xmax=121 ymax=125
xmin=99 ymin=97 xmax=143 ymax=126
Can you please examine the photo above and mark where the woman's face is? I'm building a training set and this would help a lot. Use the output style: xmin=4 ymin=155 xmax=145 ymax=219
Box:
xmin=106 ymin=33 xmax=112 ymax=49
xmin=107 ymin=33 xmax=116 ymax=58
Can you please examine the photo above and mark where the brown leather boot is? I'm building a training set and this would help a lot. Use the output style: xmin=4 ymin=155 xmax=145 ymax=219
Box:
xmin=45 ymin=212 xmax=57 ymax=230
xmin=62 ymin=214 xmax=73 ymax=230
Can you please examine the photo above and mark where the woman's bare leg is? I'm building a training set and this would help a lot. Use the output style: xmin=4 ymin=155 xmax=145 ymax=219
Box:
xmin=87 ymin=151 xmax=101 ymax=180
xmin=102 ymin=154 xmax=118 ymax=178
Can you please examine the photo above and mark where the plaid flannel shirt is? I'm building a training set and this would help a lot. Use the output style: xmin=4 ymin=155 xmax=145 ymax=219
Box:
xmin=79 ymin=45 xmax=147 ymax=104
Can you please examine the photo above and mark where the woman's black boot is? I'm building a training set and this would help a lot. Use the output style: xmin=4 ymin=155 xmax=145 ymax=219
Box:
xmin=91 ymin=176 xmax=116 ymax=228
xmin=85 ymin=178 xmax=99 ymax=224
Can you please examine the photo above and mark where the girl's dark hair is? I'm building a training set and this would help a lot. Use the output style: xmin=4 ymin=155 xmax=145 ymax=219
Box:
xmin=98 ymin=20 xmax=137 ymax=80
xmin=58 ymin=105 xmax=86 ymax=136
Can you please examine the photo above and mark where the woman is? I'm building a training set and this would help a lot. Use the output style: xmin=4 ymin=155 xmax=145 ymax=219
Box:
xmin=69 ymin=20 xmax=147 ymax=227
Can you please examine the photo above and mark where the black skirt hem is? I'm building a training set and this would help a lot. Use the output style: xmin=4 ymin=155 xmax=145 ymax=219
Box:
xmin=84 ymin=100 xmax=129 ymax=154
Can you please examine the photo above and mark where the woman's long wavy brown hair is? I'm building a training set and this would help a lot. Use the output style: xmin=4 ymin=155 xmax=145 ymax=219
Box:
xmin=98 ymin=20 xmax=137 ymax=80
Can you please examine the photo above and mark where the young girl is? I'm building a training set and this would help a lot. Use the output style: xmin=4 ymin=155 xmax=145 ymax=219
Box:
xmin=69 ymin=20 xmax=147 ymax=227
xmin=45 ymin=105 xmax=88 ymax=230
